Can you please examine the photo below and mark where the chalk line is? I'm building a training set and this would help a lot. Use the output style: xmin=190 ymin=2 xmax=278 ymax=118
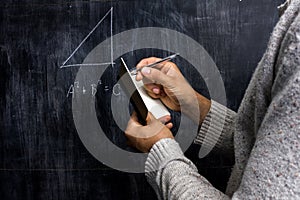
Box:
xmin=110 ymin=7 xmax=114 ymax=68
xmin=60 ymin=62 xmax=115 ymax=68
xmin=61 ymin=7 xmax=113 ymax=67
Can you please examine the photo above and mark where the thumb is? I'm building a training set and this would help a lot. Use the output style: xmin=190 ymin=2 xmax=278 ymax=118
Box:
xmin=141 ymin=67 xmax=172 ymax=87
xmin=145 ymin=112 xmax=157 ymax=125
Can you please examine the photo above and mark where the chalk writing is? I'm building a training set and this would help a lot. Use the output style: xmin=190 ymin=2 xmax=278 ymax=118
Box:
xmin=67 ymin=84 xmax=75 ymax=98
xmin=91 ymin=84 xmax=97 ymax=96
xmin=66 ymin=81 xmax=121 ymax=98
xmin=112 ymin=84 xmax=121 ymax=96
xmin=60 ymin=7 xmax=114 ymax=68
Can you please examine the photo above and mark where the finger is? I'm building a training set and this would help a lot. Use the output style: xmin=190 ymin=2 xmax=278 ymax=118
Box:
xmin=127 ymin=112 xmax=142 ymax=130
xmin=137 ymin=57 xmax=179 ymax=73
xmin=142 ymin=82 xmax=162 ymax=99
xmin=141 ymin=67 xmax=172 ymax=87
xmin=144 ymin=83 xmax=162 ymax=95
xmin=136 ymin=57 xmax=161 ymax=70
xmin=137 ymin=57 xmax=175 ymax=71
xmin=165 ymin=122 xmax=173 ymax=129
xmin=130 ymin=111 xmax=139 ymax=122
xmin=145 ymin=112 xmax=157 ymax=125
xmin=146 ymin=91 xmax=161 ymax=99
xmin=136 ymin=58 xmax=161 ymax=81
xmin=158 ymin=115 xmax=171 ymax=124
xmin=136 ymin=57 xmax=172 ymax=81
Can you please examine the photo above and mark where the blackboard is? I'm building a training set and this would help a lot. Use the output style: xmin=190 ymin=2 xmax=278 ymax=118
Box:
xmin=0 ymin=0 xmax=285 ymax=199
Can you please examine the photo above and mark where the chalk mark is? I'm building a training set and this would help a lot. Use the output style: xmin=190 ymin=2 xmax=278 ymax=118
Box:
xmin=60 ymin=63 xmax=115 ymax=68
xmin=60 ymin=7 xmax=114 ymax=69
xmin=0 ymin=168 xmax=114 ymax=171
xmin=110 ymin=7 xmax=114 ymax=68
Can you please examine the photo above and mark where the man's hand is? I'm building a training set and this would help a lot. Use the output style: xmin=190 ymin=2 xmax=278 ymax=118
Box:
xmin=136 ymin=57 xmax=195 ymax=112
xmin=125 ymin=112 xmax=174 ymax=153
xmin=136 ymin=57 xmax=211 ymax=124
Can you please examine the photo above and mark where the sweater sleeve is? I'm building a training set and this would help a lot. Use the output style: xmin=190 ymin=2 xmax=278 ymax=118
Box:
xmin=144 ymin=100 xmax=236 ymax=199
xmin=194 ymin=100 xmax=236 ymax=154
xmin=145 ymin=138 xmax=230 ymax=200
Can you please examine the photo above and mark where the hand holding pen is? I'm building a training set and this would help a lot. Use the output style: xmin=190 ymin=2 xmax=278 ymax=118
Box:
xmin=134 ymin=55 xmax=198 ymax=113
xmin=126 ymin=56 xmax=212 ymax=153
xmin=131 ymin=53 xmax=179 ymax=75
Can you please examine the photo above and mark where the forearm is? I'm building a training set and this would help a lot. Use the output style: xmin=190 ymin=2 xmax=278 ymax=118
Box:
xmin=182 ymin=92 xmax=211 ymax=125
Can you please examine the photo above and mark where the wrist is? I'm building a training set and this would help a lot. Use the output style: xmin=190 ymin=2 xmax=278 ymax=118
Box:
xmin=197 ymin=93 xmax=211 ymax=124
xmin=182 ymin=91 xmax=211 ymax=125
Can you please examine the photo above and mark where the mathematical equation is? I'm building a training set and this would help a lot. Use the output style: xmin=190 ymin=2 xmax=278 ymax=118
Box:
xmin=67 ymin=81 xmax=121 ymax=98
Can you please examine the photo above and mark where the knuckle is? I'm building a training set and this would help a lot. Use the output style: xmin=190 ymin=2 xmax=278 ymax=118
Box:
xmin=148 ymin=57 xmax=159 ymax=60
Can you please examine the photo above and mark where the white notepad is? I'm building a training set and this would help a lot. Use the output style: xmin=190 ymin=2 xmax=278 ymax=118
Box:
xmin=131 ymin=75 xmax=170 ymax=119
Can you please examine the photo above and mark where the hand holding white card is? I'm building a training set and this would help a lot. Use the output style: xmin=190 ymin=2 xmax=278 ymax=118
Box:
xmin=119 ymin=58 xmax=170 ymax=124
xmin=132 ymin=75 xmax=170 ymax=119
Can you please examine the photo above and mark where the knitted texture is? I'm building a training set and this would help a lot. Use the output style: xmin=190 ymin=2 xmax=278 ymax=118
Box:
xmin=194 ymin=100 xmax=236 ymax=154
xmin=146 ymin=138 xmax=229 ymax=200
xmin=145 ymin=1 xmax=300 ymax=199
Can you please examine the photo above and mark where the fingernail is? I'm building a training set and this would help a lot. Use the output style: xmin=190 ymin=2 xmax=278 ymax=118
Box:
xmin=153 ymin=88 xmax=160 ymax=94
xmin=141 ymin=67 xmax=151 ymax=74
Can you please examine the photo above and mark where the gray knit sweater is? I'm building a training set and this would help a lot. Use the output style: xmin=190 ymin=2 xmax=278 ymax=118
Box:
xmin=145 ymin=1 xmax=300 ymax=199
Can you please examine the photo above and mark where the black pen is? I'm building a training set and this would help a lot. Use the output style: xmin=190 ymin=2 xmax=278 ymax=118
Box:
xmin=130 ymin=53 xmax=179 ymax=75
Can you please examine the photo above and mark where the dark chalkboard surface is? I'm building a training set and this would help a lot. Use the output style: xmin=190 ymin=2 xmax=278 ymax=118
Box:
xmin=0 ymin=0 xmax=284 ymax=199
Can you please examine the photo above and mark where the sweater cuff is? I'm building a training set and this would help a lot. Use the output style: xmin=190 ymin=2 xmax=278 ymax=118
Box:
xmin=145 ymin=138 xmax=185 ymax=191
xmin=194 ymin=100 xmax=236 ymax=153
